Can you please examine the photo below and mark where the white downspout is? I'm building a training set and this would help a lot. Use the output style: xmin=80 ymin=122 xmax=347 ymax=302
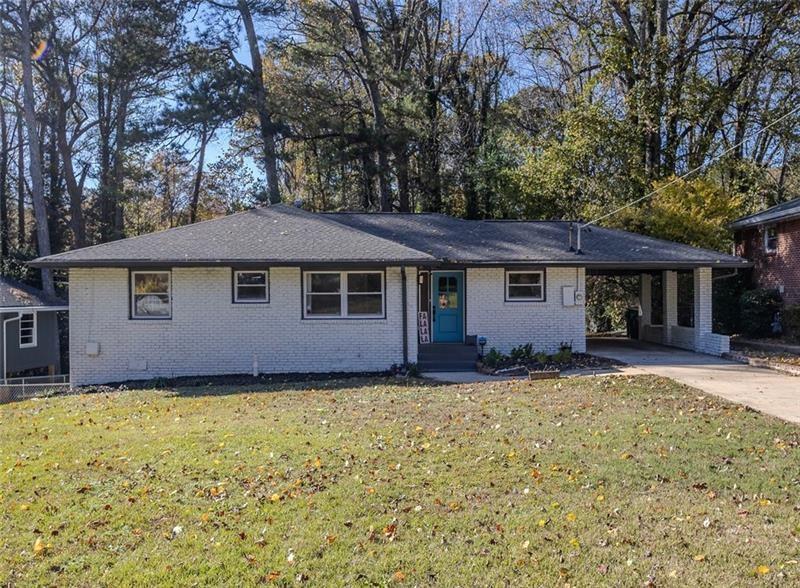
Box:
xmin=2 ymin=312 xmax=22 ymax=383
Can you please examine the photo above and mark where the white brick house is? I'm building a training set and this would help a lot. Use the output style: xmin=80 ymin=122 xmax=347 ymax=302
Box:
xmin=31 ymin=205 xmax=749 ymax=385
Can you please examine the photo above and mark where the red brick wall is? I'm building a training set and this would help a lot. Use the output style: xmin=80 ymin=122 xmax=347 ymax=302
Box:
xmin=735 ymin=218 xmax=800 ymax=305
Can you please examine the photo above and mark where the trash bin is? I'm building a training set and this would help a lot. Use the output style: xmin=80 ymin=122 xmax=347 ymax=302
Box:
xmin=625 ymin=309 xmax=639 ymax=340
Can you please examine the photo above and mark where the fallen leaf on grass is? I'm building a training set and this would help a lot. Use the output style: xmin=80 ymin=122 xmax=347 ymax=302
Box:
xmin=33 ymin=537 xmax=48 ymax=556
xmin=754 ymin=565 xmax=770 ymax=575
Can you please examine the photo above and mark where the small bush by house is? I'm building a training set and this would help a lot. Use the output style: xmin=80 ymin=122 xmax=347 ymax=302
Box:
xmin=738 ymin=288 xmax=782 ymax=338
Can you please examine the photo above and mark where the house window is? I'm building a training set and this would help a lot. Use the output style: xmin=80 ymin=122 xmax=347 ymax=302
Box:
xmin=304 ymin=271 xmax=384 ymax=318
xmin=506 ymin=270 xmax=545 ymax=301
xmin=677 ymin=271 xmax=694 ymax=328
xmin=19 ymin=313 xmax=36 ymax=348
xmin=234 ymin=270 xmax=269 ymax=303
xmin=131 ymin=271 xmax=171 ymax=319
xmin=650 ymin=274 xmax=663 ymax=325
xmin=764 ymin=225 xmax=778 ymax=253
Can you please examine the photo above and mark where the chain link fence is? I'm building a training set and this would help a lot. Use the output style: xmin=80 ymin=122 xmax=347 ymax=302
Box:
xmin=0 ymin=375 xmax=70 ymax=404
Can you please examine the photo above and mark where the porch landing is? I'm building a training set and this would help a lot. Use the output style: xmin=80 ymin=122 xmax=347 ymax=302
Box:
xmin=418 ymin=343 xmax=478 ymax=372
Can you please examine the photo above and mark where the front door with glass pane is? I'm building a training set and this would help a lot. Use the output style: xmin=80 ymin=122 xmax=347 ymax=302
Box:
xmin=432 ymin=271 xmax=463 ymax=342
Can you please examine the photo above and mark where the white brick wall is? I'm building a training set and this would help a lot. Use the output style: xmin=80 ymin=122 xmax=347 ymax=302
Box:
xmin=648 ymin=268 xmax=729 ymax=356
xmin=69 ymin=267 xmax=416 ymax=385
xmin=465 ymin=267 xmax=586 ymax=354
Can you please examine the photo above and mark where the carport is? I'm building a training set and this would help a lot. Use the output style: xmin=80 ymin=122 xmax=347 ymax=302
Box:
xmin=586 ymin=265 xmax=737 ymax=356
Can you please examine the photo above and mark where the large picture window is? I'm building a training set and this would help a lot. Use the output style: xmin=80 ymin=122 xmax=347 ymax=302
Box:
xmin=304 ymin=271 xmax=384 ymax=318
xmin=131 ymin=271 xmax=171 ymax=319
xmin=234 ymin=270 xmax=269 ymax=303
xmin=505 ymin=270 xmax=545 ymax=301
xmin=19 ymin=313 xmax=36 ymax=347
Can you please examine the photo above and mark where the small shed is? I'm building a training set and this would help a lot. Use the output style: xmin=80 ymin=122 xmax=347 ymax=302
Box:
xmin=0 ymin=276 xmax=68 ymax=381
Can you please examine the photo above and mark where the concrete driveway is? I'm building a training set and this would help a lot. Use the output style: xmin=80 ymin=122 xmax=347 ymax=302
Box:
xmin=588 ymin=338 xmax=800 ymax=424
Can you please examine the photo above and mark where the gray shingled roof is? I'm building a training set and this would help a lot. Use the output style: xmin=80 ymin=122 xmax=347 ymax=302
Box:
xmin=729 ymin=198 xmax=800 ymax=230
xmin=30 ymin=203 xmax=748 ymax=269
xmin=0 ymin=276 xmax=67 ymax=309
xmin=327 ymin=213 xmax=748 ymax=268
xmin=30 ymin=205 xmax=436 ymax=268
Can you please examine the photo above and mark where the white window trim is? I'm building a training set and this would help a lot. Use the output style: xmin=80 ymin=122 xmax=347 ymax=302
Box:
xmin=303 ymin=270 xmax=385 ymax=319
xmin=19 ymin=312 xmax=37 ymax=348
xmin=505 ymin=270 xmax=545 ymax=302
xmin=233 ymin=270 xmax=270 ymax=303
xmin=764 ymin=225 xmax=778 ymax=253
xmin=131 ymin=270 xmax=172 ymax=320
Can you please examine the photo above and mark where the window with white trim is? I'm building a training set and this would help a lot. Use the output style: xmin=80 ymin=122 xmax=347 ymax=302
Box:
xmin=234 ymin=270 xmax=269 ymax=303
xmin=131 ymin=271 xmax=171 ymax=319
xmin=304 ymin=271 xmax=384 ymax=318
xmin=506 ymin=270 xmax=544 ymax=301
xmin=19 ymin=313 xmax=36 ymax=348
xmin=764 ymin=225 xmax=778 ymax=253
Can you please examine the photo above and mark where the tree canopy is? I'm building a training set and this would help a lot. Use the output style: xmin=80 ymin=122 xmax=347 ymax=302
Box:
xmin=0 ymin=0 xmax=798 ymax=284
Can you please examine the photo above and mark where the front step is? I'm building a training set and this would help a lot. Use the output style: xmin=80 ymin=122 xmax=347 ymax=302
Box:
xmin=418 ymin=344 xmax=478 ymax=372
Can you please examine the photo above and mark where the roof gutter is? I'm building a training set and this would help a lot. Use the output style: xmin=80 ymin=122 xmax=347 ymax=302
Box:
xmin=0 ymin=305 xmax=68 ymax=312
xmin=729 ymin=211 xmax=800 ymax=231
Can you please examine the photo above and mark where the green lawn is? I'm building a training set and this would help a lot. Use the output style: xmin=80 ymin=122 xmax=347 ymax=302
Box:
xmin=1 ymin=375 xmax=798 ymax=586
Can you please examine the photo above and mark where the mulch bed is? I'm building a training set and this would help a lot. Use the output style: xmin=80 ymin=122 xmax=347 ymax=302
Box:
xmin=478 ymin=353 xmax=625 ymax=377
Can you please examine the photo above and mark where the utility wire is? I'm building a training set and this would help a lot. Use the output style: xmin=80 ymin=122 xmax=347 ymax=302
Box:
xmin=582 ymin=103 xmax=800 ymax=228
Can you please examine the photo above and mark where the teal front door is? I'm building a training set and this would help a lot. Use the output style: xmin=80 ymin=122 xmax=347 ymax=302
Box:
xmin=432 ymin=272 xmax=463 ymax=342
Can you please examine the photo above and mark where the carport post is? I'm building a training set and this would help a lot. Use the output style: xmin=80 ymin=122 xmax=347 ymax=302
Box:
xmin=693 ymin=267 xmax=713 ymax=352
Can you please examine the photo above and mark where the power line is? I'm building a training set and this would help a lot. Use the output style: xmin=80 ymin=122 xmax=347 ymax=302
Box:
xmin=582 ymin=103 xmax=800 ymax=229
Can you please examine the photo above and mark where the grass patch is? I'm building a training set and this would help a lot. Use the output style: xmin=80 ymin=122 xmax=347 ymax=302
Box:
xmin=1 ymin=375 xmax=798 ymax=585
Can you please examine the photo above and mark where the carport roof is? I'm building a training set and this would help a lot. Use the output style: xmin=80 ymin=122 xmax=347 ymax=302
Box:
xmin=30 ymin=204 xmax=749 ymax=269
xmin=326 ymin=212 xmax=749 ymax=269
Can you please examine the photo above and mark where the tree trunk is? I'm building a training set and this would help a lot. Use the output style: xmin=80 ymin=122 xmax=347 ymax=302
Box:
xmin=189 ymin=127 xmax=209 ymax=224
xmin=360 ymin=149 xmax=375 ymax=210
xmin=16 ymin=114 xmax=25 ymax=248
xmin=97 ymin=75 xmax=113 ymax=239
xmin=19 ymin=0 xmax=54 ymax=294
xmin=111 ymin=90 xmax=129 ymax=239
xmin=55 ymin=104 xmax=86 ymax=247
xmin=348 ymin=0 xmax=392 ymax=211
xmin=420 ymin=79 xmax=442 ymax=212
xmin=395 ymin=147 xmax=410 ymax=212
xmin=238 ymin=0 xmax=281 ymax=205
xmin=0 ymin=102 xmax=8 ymax=263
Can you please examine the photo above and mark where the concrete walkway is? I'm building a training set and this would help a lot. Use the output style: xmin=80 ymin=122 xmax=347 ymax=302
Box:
xmin=588 ymin=338 xmax=800 ymax=424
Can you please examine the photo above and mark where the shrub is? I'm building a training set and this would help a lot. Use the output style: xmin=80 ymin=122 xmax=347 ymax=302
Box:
xmin=713 ymin=271 xmax=748 ymax=334
xmin=510 ymin=343 xmax=533 ymax=362
xmin=553 ymin=343 xmax=572 ymax=363
xmin=738 ymin=288 xmax=782 ymax=338
xmin=534 ymin=352 xmax=549 ymax=364
xmin=484 ymin=348 xmax=506 ymax=368
xmin=782 ymin=305 xmax=800 ymax=342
